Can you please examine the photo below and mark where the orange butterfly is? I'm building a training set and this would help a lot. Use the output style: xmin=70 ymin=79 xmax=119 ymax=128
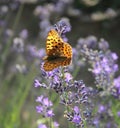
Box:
xmin=43 ymin=29 xmax=72 ymax=71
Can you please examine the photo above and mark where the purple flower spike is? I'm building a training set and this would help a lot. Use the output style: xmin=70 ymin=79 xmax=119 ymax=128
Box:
xmin=54 ymin=18 xmax=71 ymax=42
xmin=36 ymin=96 xmax=54 ymax=118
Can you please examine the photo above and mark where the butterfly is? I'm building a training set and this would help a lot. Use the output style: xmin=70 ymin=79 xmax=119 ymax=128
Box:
xmin=43 ymin=29 xmax=72 ymax=71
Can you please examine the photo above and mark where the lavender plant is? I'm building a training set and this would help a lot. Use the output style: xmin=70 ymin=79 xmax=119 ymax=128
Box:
xmin=0 ymin=1 xmax=120 ymax=128
xmin=34 ymin=20 xmax=120 ymax=128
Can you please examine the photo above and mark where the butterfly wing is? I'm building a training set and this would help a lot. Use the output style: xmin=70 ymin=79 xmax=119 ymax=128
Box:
xmin=46 ymin=29 xmax=72 ymax=58
xmin=43 ymin=29 xmax=72 ymax=71
xmin=43 ymin=57 xmax=71 ymax=71
xmin=63 ymin=42 xmax=72 ymax=58
xmin=46 ymin=29 xmax=64 ymax=57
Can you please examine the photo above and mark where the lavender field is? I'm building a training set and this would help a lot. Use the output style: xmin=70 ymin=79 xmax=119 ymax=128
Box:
xmin=0 ymin=1 xmax=120 ymax=128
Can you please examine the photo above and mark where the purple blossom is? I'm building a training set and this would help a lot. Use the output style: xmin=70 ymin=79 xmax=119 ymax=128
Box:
xmin=19 ymin=29 xmax=28 ymax=39
xmin=35 ymin=96 xmax=54 ymax=118
xmin=74 ymin=106 xmax=80 ymax=114
xmin=117 ymin=111 xmax=120 ymax=117
xmin=54 ymin=19 xmax=71 ymax=42
xmin=113 ymin=76 xmax=120 ymax=97
xmin=64 ymin=72 xmax=73 ymax=82
xmin=114 ymin=76 xmax=120 ymax=88
xmin=38 ymin=124 xmax=47 ymax=128
xmin=106 ymin=122 xmax=117 ymax=128
xmin=34 ymin=79 xmax=41 ymax=87
xmin=92 ymin=55 xmax=117 ymax=75
xmin=92 ymin=62 xmax=101 ymax=74
xmin=46 ymin=109 xmax=54 ymax=117
xmin=34 ymin=79 xmax=47 ymax=88
xmin=36 ymin=95 xmax=43 ymax=102
xmin=98 ymin=105 xmax=106 ymax=113
xmin=65 ymin=106 xmax=83 ymax=126
xmin=98 ymin=38 xmax=109 ymax=51
xmin=38 ymin=63 xmax=90 ymax=126
xmin=72 ymin=114 xmax=81 ymax=124
xmin=93 ymin=118 xmax=99 ymax=126
xmin=79 ymin=41 xmax=119 ymax=90
xmin=77 ymin=36 xmax=97 ymax=49
xmin=27 ymin=45 xmax=45 ymax=58
xmin=53 ymin=122 xmax=59 ymax=128
xmin=113 ymin=64 xmax=118 ymax=72
xmin=53 ymin=75 xmax=60 ymax=84
xmin=111 ymin=53 xmax=118 ymax=60
xmin=43 ymin=97 xmax=53 ymax=107
xmin=36 ymin=105 xmax=43 ymax=113
xmin=85 ymin=36 xmax=97 ymax=48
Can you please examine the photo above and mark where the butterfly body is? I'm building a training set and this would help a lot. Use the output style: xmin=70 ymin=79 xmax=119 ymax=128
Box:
xmin=43 ymin=55 xmax=67 ymax=61
xmin=43 ymin=29 xmax=72 ymax=71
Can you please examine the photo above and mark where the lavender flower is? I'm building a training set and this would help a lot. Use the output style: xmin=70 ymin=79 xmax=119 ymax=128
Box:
xmin=117 ymin=111 xmax=120 ymax=117
xmin=13 ymin=37 xmax=24 ymax=53
xmin=19 ymin=29 xmax=28 ymax=39
xmin=72 ymin=106 xmax=82 ymax=123
xmin=98 ymin=38 xmax=109 ymax=51
xmin=35 ymin=96 xmax=60 ymax=128
xmin=38 ymin=124 xmax=47 ymax=128
xmin=35 ymin=65 xmax=92 ymax=127
xmin=113 ymin=76 xmax=120 ymax=98
xmin=53 ymin=121 xmax=59 ymax=128
xmin=54 ymin=18 xmax=71 ymax=42
xmin=76 ymin=38 xmax=119 ymax=95
xmin=36 ymin=96 xmax=54 ymax=118
xmin=98 ymin=105 xmax=106 ymax=113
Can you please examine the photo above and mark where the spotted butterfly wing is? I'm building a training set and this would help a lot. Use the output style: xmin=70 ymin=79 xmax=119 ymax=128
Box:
xmin=43 ymin=29 xmax=72 ymax=71
xmin=43 ymin=58 xmax=71 ymax=71
xmin=43 ymin=29 xmax=64 ymax=58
